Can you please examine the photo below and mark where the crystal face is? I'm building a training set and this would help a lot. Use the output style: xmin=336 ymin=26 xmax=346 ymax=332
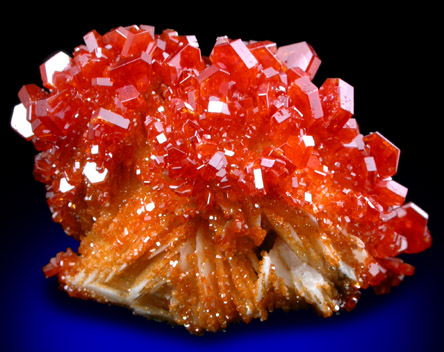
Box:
xmin=12 ymin=25 xmax=432 ymax=334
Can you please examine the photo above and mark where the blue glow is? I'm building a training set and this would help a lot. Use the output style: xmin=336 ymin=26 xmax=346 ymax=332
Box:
xmin=2 ymin=211 xmax=442 ymax=352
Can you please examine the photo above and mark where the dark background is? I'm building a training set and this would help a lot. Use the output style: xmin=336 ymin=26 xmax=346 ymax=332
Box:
xmin=2 ymin=5 xmax=442 ymax=351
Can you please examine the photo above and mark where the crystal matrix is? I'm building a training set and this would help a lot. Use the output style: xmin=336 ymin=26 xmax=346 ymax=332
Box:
xmin=11 ymin=25 xmax=432 ymax=334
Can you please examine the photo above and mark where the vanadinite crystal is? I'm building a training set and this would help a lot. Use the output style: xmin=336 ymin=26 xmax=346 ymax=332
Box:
xmin=11 ymin=25 xmax=432 ymax=334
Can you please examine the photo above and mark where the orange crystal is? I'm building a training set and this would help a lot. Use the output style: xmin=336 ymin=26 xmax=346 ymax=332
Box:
xmin=11 ymin=24 xmax=432 ymax=334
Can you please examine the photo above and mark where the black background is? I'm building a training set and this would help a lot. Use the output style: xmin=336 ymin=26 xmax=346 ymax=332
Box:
xmin=2 ymin=4 xmax=443 ymax=351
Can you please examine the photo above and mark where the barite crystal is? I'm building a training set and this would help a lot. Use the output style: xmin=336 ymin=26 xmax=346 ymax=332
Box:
xmin=11 ymin=25 xmax=432 ymax=334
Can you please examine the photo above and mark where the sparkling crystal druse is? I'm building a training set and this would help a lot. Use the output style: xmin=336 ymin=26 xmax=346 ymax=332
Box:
xmin=11 ymin=25 xmax=432 ymax=334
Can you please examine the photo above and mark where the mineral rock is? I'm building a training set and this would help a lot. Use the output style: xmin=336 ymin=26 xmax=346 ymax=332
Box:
xmin=11 ymin=25 xmax=432 ymax=334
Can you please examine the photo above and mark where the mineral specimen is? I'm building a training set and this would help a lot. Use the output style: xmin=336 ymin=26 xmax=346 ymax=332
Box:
xmin=11 ymin=25 xmax=432 ymax=334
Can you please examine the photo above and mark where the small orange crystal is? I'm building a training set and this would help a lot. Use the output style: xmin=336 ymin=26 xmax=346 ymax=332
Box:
xmin=11 ymin=25 xmax=432 ymax=334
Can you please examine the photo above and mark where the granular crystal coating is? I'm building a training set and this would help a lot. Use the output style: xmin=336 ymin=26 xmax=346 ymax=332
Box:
xmin=11 ymin=24 xmax=432 ymax=334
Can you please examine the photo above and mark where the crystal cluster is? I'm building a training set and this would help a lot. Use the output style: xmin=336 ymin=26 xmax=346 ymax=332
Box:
xmin=11 ymin=25 xmax=432 ymax=334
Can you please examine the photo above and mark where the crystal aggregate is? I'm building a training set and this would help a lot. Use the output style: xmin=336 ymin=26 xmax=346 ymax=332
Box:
xmin=11 ymin=24 xmax=432 ymax=333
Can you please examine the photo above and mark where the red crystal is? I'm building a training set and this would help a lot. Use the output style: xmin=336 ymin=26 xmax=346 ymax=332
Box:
xmin=276 ymin=41 xmax=321 ymax=79
xmin=12 ymin=25 xmax=432 ymax=334
xmin=390 ymin=203 xmax=432 ymax=254
xmin=364 ymin=132 xmax=400 ymax=178
xmin=319 ymin=78 xmax=354 ymax=132
xmin=210 ymin=38 xmax=259 ymax=91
